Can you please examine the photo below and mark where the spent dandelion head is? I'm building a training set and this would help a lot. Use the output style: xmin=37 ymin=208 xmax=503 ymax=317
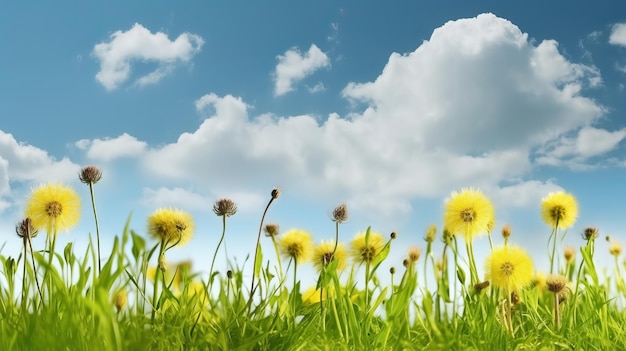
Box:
xmin=545 ymin=274 xmax=568 ymax=294
xmin=564 ymin=245 xmax=576 ymax=263
xmin=350 ymin=231 xmax=386 ymax=264
xmin=213 ymin=198 xmax=237 ymax=217
xmin=15 ymin=218 xmax=38 ymax=240
xmin=278 ymin=229 xmax=313 ymax=264
xmin=79 ymin=165 xmax=102 ymax=184
xmin=541 ymin=191 xmax=578 ymax=229
xmin=407 ymin=246 xmax=422 ymax=264
xmin=313 ymin=240 xmax=347 ymax=272
xmin=444 ymin=188 xmax=495 ymax=241
xmin=485 ymin=245 xmax=534 ymax=293
xmin=271 ymin=187 xmax=281 ymax=200
xmin=332 ymin=203 xmax=349 ymax=223
xmin=264 ymin=223 xmax=280 ymax=237
xmin=425 ymin=224 xmax=437 ymax=243
xmin=147 ymin=208 xmax=194 ymax=246
xmin=582 ymin=227 xmax=599 ymax=241
xmin=25 ymin=183 xmax=81 ymax=235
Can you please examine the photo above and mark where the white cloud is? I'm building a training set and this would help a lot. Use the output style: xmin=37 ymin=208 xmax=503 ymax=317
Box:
xmin=126 ymin=13 xmax=604 ymax=215
xmin=307 ymin=82 xmax=326 ymax=93
xmin=273 ymin=44 xmax=330 ymax=96
xmin=141 ymin=187 xmax=265 ymax=214
xmin=609 ymin=23 xmax=626 ymax=46
xmin=92 ymin=23 xmax=204 ymax=90
xmin=76 ymin=133 xmax=147 ymax=161
xmin=0 ymin=131 xmax=81 ymax=211
xmin=536 ymin=126 xmax=626 ymax=168
xmin=490 ymin=180 xmax=562 ymax=208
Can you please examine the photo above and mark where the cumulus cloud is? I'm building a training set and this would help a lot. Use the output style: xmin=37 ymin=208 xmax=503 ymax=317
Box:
xmin=609 ymin=23 xmax=626 ymax=47
xmin=141 ymin=187 xmax=265 ymax=214
xmin=92 ymin=23 xmax=204 ymax=90
xmin=76 ymin=133 xmax=147 ymax=161
xmin=536 ymin=126 xmax=626 ymax=168
xmin=0 ymin=131 xmax=80 ymax=210
xmin=129 ymin=13 xmax=604 ymax=215
xmin=273 ymin=44 xmax=330 ymax=96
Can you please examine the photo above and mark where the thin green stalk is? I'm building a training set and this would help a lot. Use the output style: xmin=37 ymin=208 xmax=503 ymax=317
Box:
xmin=250 ymin=196 xmax=276 ymax=300
xmin=270 ymin=235 xmax=283 ymax=282
xmin=26 ymin=234 xmax=44 ymax=305
xmin=553 ymin=291 xmax=561 ymax=329
xmin=88 ymin=182 xmax=102 ymax=273
xmin=208 ymin=215 xmax=227 ymax=292
xmin=549 ymin=219 xmax=560 ymax=274
xmin=151 ymin=241 xmax=166 ymax=322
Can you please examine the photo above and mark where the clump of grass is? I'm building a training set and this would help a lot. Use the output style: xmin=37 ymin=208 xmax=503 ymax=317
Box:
xmin=2 ymin=180 xmax=626 ymax=350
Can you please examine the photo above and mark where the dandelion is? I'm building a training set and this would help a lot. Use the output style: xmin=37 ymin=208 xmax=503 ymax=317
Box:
xmin=564 ymin=246 xmax=576 ymax=263
xmin=407 ymin=246 xmax=422 ymax=264
xmin=350 ymin=231 xmax=385 ymax=265
xmin=79 ymin=165 xmax=104 ymax=272
xmin=609 ymin=241 xmax=622 ymax=257
xmin=485 ymin=245 xmax=533 ymax=335
xmin=147 ymin=208 xmax=194 ymax=247
xmin=541 ymin=191 xmax=578 ymax=230
xmin=16 ymin=218 xmax=43 ymax=304
xmin=332 ymin=203 xmax=349 ymax=223
xmin=25 ymin=183 xmax=81 ymax=235
xmin=250 ymin=187 xmax=281 ymax=302
xmin=213 ymin=198 xmax=237 ymax=217
xmin=113 ymin=289 xmax=128 ymax=313
xmin=582 ymin=227 xmax=599 ymax=241
xmin=279 ymin=229 xmax=313 ymax=264
xmin=313 ymin=240 xmax=347 ymax=272
xmin=264 ymin=223 xmax=280 ymax=237
xmin=545 ymin=274 xmax=569 ymax=329
xmin=444 ymin=188 xmax=495 ymax=241
xmin=425 ymin=224 xmax=437 ymax=243
xmin=444 ymin=188 xmax=494 ymax=285
xmin=541 ymin=191 xmax=578 ymax=274
xmin=486 ymin=245 xmax=534 ymax=293
xmin=501 ymin=224 xmax=512 ymax=241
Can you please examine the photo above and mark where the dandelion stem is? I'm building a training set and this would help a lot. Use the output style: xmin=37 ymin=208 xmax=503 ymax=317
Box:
xmin=250 ymin=196 xmax=276 ymax=301
xmin=88 ymin=182 xmax=102 ymax=273
xmin=553 ymin=292 xmax=561 ymax=329
xmin=27 ymin=235 xmax=44 ymax=305
xmin=208 ymin=215 xmax=227 ymax=292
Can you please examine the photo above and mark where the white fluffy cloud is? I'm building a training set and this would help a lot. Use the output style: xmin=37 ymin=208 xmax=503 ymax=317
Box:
xmin=536 ymin=126 xmax=626 ymax=168
xmin=103 ymin=13 xmax=605 ymax=215
xmin=141 ymin=187 xmax=265 ymax=214
xmin=609 ymin=23 xmax=626 ymax=46
xmin=273 ymin=44 xmax=330 ymax=96
xmin=0 ymin=131 xmax=80 ymax=210
xmin=76 ymin=133 xmax=147 ymax=161
xmin=93 ymin=23 xmax=204 ymax=90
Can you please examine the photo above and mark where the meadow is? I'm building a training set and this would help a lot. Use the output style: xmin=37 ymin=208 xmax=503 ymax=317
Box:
xmin=1 ymin=165 xmax=625 ymax=350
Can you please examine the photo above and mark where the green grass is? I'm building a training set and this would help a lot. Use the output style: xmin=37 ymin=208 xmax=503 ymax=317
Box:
xmin=2 ymin=192 xmax=626 ymax=350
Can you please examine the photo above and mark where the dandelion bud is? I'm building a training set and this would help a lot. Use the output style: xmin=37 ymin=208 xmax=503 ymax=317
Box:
xmin=113 ymin=290 xmax=127 ymax=313
xmin=610 ymin=241 xmax=622 ymax=257
xmin=332 ymin=203 xmax=348 ymax=223
xmin=390 ymin=231 xmax=397 ymax=240
xmin=563 ymin=245 xmax=575 ymax=263
xmin=79 ymin=165 xmax=102 ymax=184
xmin=436 ymin=259 xmax=445 ymax=272
xmin=424 ymin=224 xmax=437 ymax=243
xmin=213 ymin=198 xmax=237 ymax=217
xmin=511 ymin=291 xmax=521 ymax=305
xmin=264 ymin=223 xmax=280 ymax=237
xmin=15 ymin=218 xmax=38 ymax=239
xmin=441 ymin=228 xmax=453 ymax=245
xmin=402 ymin=259 xmax=409 ymax=267
xmin=501 ymin=224 xmax=512 ymax=239
xmin=271 ymin=187 xmax=281 ymax=199
xmin=582 ymin=227 xmax=599 ymax=241
xmin=389 ymin=267 xmax=396 ymax=275
xmin=227 ymin=270 xmax=233 ymax=279
xmin=474 ymin=281 xmax=490 ymax=293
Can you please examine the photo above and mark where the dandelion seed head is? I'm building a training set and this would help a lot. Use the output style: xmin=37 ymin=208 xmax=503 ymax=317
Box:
xmin=213 ymin=198 xmax=237 ymax=217
xmin=79 ymin=165 xmax=102 ymax=184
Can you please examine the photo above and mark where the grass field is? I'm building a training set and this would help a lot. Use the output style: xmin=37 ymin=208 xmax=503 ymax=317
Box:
xmin=1 ymin=169 xmax=625 ymax=350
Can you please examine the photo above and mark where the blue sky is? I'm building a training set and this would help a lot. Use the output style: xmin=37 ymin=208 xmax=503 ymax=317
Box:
xmin=1 ymin=1 xmax=626 ymax=286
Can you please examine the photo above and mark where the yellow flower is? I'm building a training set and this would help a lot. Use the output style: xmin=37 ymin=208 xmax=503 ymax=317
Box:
xmin=350 ymin=231 xmax=385 ymax=264
xmin=541 ymin=191 xmax=578 ymax=229
xmin=302 ymin=286 xmax=332 ymax=305
xmin=147 ymin=208 xmax=194 ymax=246
xmin=485 ymin=245 xmax=534 ymax=293
xmin=443 ymin=188 xmax=495 ymax=241
xmin=279 ymin=229 xmax=313 ymax=264
xmin=25 ymin=183 xmax=81 ymax=235
xmin=113 ymin=289 xmax=128 ymax=313
xmin=313 ymin=240 xmax=348 ymax=272
xmin=610 ymin=241 xmax=622 ymax=257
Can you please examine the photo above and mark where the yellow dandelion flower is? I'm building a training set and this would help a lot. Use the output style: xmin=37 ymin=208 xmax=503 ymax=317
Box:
xmin=313 ymin=240 xmax=348 ymax=272
xmin=541 ymin=191 xmax=578 ymax=229
xmin=485 ymin=245 xmax=534 ymax=293
xmin=278 ymin=229 xmax=313 ymax=264
xmin=443 ymin=188 xmax=495 ymax=241
xmin=25 ymin=183 xmax=81 ymax=235
xmin=147 ymin=208 xmax=194 ymax=246
xmin=113 ymin=289 xmax=128 ymax=313
xmin=350 ymin=231 xmax=385 ymax=264
xmin=610 ymin=241 xmax=622 ymax=257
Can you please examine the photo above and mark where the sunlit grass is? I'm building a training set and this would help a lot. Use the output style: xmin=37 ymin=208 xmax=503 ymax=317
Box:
xmin=1 ymin=172 xmax=626 ymax=350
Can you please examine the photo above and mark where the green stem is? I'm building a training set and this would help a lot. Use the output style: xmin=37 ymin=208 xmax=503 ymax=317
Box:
xmin=88 ymin=183 xmax=102 ymax=273
xmin=208 ymin=215 xmax=227 ymax=292
xmin=549 ymin=220 xmax=559 ymax=274
xmin=151 ymin=241 xmax=165 ymax=322
xmin=250 ymin=197 xmax=275 ymax=300
xmin=27 ymin=235 xmax=44 ymax=306
xmin=270 ymin=235 xmax=283 ymax=282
